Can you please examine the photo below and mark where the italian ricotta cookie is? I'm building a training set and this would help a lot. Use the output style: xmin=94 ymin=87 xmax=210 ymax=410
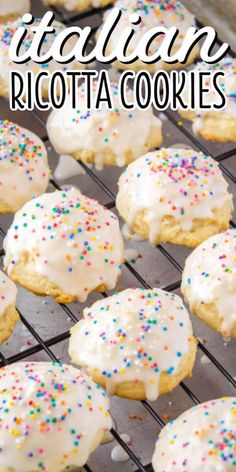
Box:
xmin=0 ymin=270 xmax=18 ymax=344
xmin=43 ymin=0 xmax=115 ymax=12
xmin=0 ymin=0 xmax=30 ymax=23
xmin=0 ymin=120 xmax=50 ymax=214
xmin=47 ymin=82 xmax=162 ymax=170
xmin=100 ymin=0 xmax=199 ymax=72
xmin=3 ymin=188 xmax=124 ymax=303
xmin=69 ymin=288 xmax=197 ymax=401
xmin=152 ymin=397 xmax=236 ymax=471
xmin=0 ymin=17 xmax=83 ymax=98
xmin=181 ymin=229 xmax=236 ymax=338
xmin=179 ymin=57 xmax=236 ymax=142
xmin=0 ymin=362 xmax=112 ymax=471
xmin=116 ymin=148 xmax=233 ymax=247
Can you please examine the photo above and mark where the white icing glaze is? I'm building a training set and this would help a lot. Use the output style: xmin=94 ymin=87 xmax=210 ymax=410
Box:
xmin=124 ymin=248 xmax=140 ymax=263
xmin=0 ymin=0 xmax=29 ymax=17
xmin=0 ymin=18 xmax=82 ymax=96
xmin=169 ymin=143 xmax=193 ymax=149
xmin=111 ymin=445 xmax=129 ymax=462
xmin=0 ymin=120 xmax=50 ymax=212
xmin=192 ymin=117 xmax=204 ymax=135
xmin=101 ymin=0 xmax=197 ymax=71
xmin=183 ymin=56 xmax=236 ymax=133
xmin=69 ymin=287 xmax=193 ymax=402
xmin=181 ymin=228 xmax=236 ymax=336
xmin=0 ymin=270 xmax=17 ymax=315
xmin=200 ymin=354 xmax=211 ymax=366
xmin=120 ymin=433 xmax=131 ymax=445
xmin=116 ymin=148 xmax=233 ymax=244
xmin=0 ymin=362 xmax=112 ymax=471
xmin=111 ymin=435 xmax=131 ymax=463
xmin=47 ymin=82 xmax=162 ymax=170
xmin=152 ymin=397 xmax=236 ymax=471
xmin=54 ymin=154 xmax=85 ymax=181
xmin=3 ymin=188 xmax=124 ymax=302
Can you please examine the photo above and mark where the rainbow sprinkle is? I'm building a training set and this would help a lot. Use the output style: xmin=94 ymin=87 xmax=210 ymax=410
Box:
xmin=0 ymin=120 xmax=47 ymax=183
xmin=0 ymin=362 xmax=111 ymax=470
xmin=154 ymin=397 xmax=236 ymax=470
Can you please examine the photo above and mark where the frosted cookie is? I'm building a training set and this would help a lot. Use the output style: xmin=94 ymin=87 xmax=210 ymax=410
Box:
xmin=181 ymin=229 xmax=236 ymax=337
xmin=0 ymin=0 xmax=30 ymax=23
xmin=69 ymin=288 xmax=197 ymax=402
xmin=43 ymin=0 xmax=115 ymax=12
xmin=3 ymin=188 xmax=124 ymax=303
xmin=0 ymin=17 xmax=83 ymax=98
xmin=180 ymin=57 xmax=236 ymax=142
xmin=116 ymin=148 xmax=233 ymax=247
xmin=0 ymin=120 xmax=50 ymax=213
xmin=47 ymin=82 xmax=162 ymax=170
xmin=0 ymin=362 xmax=112 ymax=471
xmin=152 ymin=397 xmax=236 ymax=471
xmin=0 ymin=270 xmax=18 ymax=344
xmin=100 ymin=0 xmax=199 ymax=72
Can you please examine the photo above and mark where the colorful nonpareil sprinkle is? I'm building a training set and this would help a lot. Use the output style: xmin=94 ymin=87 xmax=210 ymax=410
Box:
xmin=152 ymin=397 xmax=236 ymax=471
xmin=120 ymin=0 xmax=191 ymax=16
xmin=69 ymin=287 xmax=194 ymax=401
xmin=0 ymin=362 xmax=111 ymax=471
xmin=195 ymin=56 xmax=236 ymax=101
xmin=0 ymin=18 xmax=63 ymax=82
xmin=69 ymin=82 xmax=129 ymax=138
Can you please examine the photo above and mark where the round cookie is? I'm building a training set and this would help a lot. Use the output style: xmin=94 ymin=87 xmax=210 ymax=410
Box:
xmin=0 ymin=0 xmax=30 ymax=23
xmin=181 ymin=228 xmax=236 ymax=338
xmin=0 ymin=17 xmax=83 ymax=98
xmin=47 ymin=81 xmax=162 ymax=170
xmin=3 ymin=188 xmax=124 ymax=303
xmin=0 ymin=120 xmax=50 ymax=214
xmin=99 ymin=0 xmax=199 ymax=72
xmin=0 ymin=362 xmax=112 ymax=471
xmin=179 ymin=57 xmax=236 ymax=142
xmin=116 ymin=148 xmax=233 ymax=247
xmin=0 ymin=270 xmax=18 ymax=344
xmin=152 ymin=397 xmax=236 ymax=471
xmin=69 ymin=288 xmax=197 ymax=402
xmin=43 ymin=0 xmax=115 ymax=12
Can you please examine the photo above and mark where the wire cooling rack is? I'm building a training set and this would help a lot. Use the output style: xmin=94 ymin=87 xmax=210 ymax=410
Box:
xmin=0 ymin=2 xmax=236 ymax=471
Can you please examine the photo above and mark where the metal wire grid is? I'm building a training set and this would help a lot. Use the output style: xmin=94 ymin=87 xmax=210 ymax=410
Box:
xmin=0 ymin=3 xmax=236 ymax=471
